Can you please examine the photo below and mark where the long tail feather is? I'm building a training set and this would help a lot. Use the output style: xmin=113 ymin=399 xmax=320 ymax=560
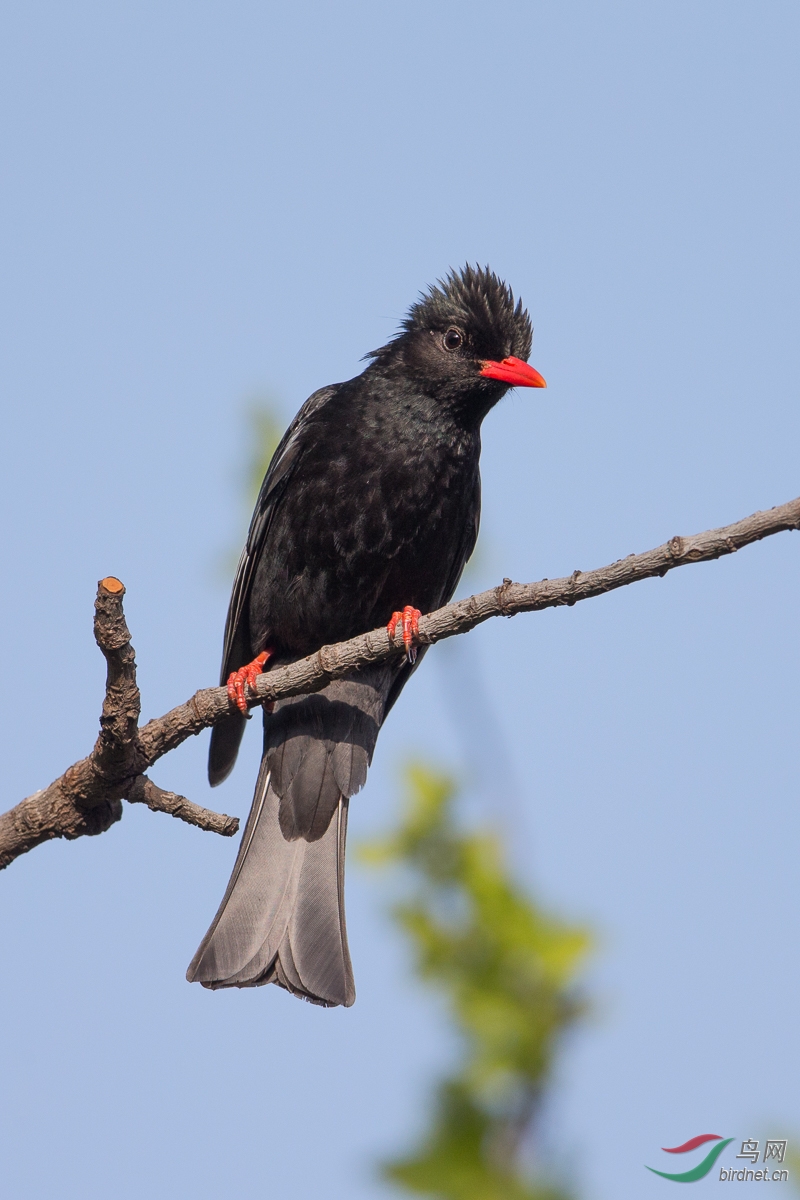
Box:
xmin=186 ymin=754 xmax=354 ymax=1007
xmin=189 ymin=667 xmax=401 ymax=1007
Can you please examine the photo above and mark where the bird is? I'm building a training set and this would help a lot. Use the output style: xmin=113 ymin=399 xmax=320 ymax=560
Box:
xmin=186 ymin=265 xmax=546 ymax=1006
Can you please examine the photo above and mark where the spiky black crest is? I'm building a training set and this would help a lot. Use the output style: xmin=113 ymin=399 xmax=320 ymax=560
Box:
xmin=368 ymin=264 xmax=533 ymax=364
xmin=405 ymin=265 xmax=532 ymax=358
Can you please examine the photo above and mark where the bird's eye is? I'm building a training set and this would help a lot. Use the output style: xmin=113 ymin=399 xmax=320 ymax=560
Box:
xmin=442 ymin=327 xmax=463 ymax=351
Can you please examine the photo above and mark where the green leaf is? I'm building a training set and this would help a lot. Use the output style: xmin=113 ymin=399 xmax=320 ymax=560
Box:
xmin=362 ymin=764 xmax=591 ymax=1199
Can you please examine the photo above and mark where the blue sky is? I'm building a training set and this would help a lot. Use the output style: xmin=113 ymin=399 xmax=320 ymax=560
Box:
xmin=1 ymin=3 xmax=799 ymax=1197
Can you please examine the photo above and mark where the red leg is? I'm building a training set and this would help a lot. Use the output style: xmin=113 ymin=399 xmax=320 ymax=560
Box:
xmin=387 ymin=606 xmax=422 ymax=664
xmin=227 ymin=649 xmax=273 ymax=714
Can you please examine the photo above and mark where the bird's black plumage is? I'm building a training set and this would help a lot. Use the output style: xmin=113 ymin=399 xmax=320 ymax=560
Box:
xmin=188 ymin=265 xmax=540 ymax=1005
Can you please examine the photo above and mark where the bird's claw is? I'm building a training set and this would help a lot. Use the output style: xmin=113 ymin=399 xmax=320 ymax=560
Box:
xmin=227 ymin=650 xmax=272 ymax=713
xmin=387 ymin=606 xmax=422 ymax=663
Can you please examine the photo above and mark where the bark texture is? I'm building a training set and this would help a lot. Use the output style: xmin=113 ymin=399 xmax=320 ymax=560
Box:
xmin=0 ymin=578 xmax=238 ymax=870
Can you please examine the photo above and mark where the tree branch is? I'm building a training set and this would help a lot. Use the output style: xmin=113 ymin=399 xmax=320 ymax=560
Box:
xmin=0 ymin=578 xmax=239 ymax=871
xmin=2 ymin=496 xmax=798 ymax=870
xmin=127 ymin=775 xmax=240 ymax=837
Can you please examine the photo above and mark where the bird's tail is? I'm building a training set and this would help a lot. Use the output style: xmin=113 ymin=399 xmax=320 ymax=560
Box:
xmin=186 ymin=751 xmax=354 ymax=1006
xmin=188 ymin=667 xmax=400 ymax=1005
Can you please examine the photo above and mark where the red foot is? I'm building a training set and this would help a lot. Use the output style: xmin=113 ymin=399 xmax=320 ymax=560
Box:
xmin=387 ymin=606 xmax=422 ymax=664
xmin=227 ymin=649 xmax=273 ymax=713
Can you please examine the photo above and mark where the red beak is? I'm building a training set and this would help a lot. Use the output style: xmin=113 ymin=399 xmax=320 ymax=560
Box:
xmin=479 ymin=356 xmax=547 ymax=388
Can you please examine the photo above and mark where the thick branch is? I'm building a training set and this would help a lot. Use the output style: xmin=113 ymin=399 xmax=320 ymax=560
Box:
xmin=0 ymin=782 xmax=125 ymax=871
xmin=2 ymin=496 xmax=798 ymax=870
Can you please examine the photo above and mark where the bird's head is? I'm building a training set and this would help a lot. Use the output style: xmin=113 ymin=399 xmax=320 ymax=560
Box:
xmin=367 ymin=264 xmax=546 ymax=421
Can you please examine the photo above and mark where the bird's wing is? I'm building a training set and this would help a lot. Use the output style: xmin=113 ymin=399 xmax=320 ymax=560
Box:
xmin=209 ymin=385 xmax=338 ymax=786
xmin=219 ymin=384 xmax=339 ymax=684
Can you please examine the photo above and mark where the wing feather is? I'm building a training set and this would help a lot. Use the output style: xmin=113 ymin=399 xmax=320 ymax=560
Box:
xmin=208 ymin=385 xmax=339 ymax=786
xmin=219 ymin=384 xmax=339 ymax=684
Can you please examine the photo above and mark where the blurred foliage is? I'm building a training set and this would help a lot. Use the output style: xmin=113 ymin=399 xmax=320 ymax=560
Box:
xmin=245 ymin=401 xmax=284 ymax=506
xmin=362 ymin=764 xmax=591 ymax=1200
xmin=217 ymin=399 xmax=285 ymax=580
